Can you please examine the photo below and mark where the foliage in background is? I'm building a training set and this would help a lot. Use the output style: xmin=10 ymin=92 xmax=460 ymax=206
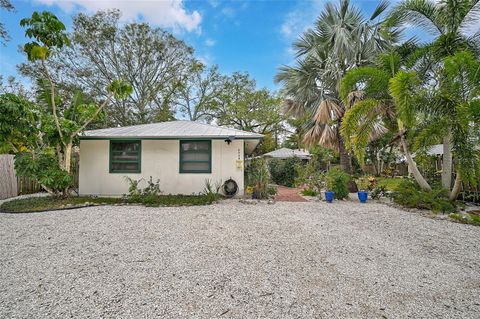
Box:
xmin=325 ymin=167 xmax=350 ymax=199
xmin=268 ymin=157 xmax=303 ymax=187
xmin=19 ymin=9 xmax=192 ymax=126
xmin=245 ymin=158 xmax=271 ymax=199
xmin=392 ymin=180 xmax=457 ymax=213
xmin=275 ymin=0 xmax=398 ymax=174
xmin=295 ymin=159 xmax=324 ymax=195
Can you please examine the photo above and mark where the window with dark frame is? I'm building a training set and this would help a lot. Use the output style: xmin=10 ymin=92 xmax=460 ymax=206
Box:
xmin=179 ymin=140 xmax=211 ymax=173
xmin=110 ymin=140 xmax=141 ymax=173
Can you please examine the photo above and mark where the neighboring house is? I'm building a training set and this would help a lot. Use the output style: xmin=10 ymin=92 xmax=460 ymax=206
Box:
xmin=78 ymin=121 xmax=263 ymax=196
xmin=261 ymin=148 xmax=311 ymax=161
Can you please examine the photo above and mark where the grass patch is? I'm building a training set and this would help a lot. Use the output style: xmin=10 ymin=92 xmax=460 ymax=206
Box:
xmin=449 ymin=212 xmax=480 ymax=226
xmin=0 ymin=194 xmax=221 ymax=213
xmin=376 ymin=177 xmax=405 ymax=191
xmin=301 ymin=188 xmax=318 ymax=196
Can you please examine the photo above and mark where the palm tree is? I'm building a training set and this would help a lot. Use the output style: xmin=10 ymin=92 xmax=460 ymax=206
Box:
xmin=389 ymin=0 xmax=480 ymax=190
xmin=340 ymin=51 xmax=433 ymax=191
xmin=275 ymin=0 xmax=398 ymax=174
xmin=340 ymin=50 xmax=480 ymax=198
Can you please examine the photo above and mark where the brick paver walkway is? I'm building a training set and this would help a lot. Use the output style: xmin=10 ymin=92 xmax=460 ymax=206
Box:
xmin=275 ymin=186 xmax=307 ymax=202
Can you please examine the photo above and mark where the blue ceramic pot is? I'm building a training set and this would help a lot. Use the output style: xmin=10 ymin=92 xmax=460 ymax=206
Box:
xmin=358 ymin=191 xmax=368 ymax=203
xmin=325 ymin=191 xmax=334 ymax=203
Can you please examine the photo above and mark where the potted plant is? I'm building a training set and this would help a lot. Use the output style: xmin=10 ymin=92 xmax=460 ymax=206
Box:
xmin=357 ymin=176 xmax=376 ymax=203
xmin=357 ymin=190 xmax=368 ymax=203
xmin=325 ymin=190 xmax=335 ymax=203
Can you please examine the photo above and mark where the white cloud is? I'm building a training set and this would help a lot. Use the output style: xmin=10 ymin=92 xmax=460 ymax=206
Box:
xmin=34 ymin=0 xmax=202 ymax=32
xmin=207 ymin=0 xmax=220 ymax=8
xmin=205 ymin=38 xmax=216 ymax=47
xmin=280 ymin=0 xmax=325 ymax=39
xmin=221 ymin=7 xmax=235 ymax=18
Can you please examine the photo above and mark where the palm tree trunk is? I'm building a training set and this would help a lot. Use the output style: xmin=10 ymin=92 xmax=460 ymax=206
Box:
xmin=449 ymin=172 xmax=462 ymax=201
xmin=400 ymin=135 xmax=432 ymax=192
xmin=442 ymin=134 xmax=452 ymax=192
xmin=338 ymin=136 xmax=352 ymax=174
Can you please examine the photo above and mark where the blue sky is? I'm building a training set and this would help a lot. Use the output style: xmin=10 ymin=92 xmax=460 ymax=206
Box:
xmin=0 ymin=0 xmax=427 ymax=91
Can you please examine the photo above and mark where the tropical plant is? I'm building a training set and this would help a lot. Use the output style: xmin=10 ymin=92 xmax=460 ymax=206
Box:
xmin=275 ymin=0 xmax=399 ymax=174
xmin=245 ymin=158 xmax=271 ymax=199
xmin=339 ymin=51 xmax=433 ymax=191
xmin=325 ymin=167 xmax=350 ymax=199
xmin=18 ymin=11 xmax=132 ymax=194
xmin=388 ymin=0 xmax=480 ymax=197
xmin=392 ymin=179 xmax=457 ymax=213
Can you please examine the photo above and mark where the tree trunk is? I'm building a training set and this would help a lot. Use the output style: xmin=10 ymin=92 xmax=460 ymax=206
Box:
xmin=64 ymin=143 xmax=73 ymax=173
xmin=338 ymin=136 xmax=352 ymax=174
xmin=442 ymin=134 xmax=453 ymax=192
xmin=449 ymin=172 xmax=462 ymax=201
xmin=400 ymin=135 xmax=432 ymax=192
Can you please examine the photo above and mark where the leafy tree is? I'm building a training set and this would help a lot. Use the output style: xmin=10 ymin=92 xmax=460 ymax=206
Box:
xmin=0 ymin=94 xmax=39 ymax=153
xmin=17 ymin=11 xmax=132 ymax=194
xmin=276 ymin=0 xmax=399 ymax=174
xmin=214 ymin=72 xmax=284 ymax=134
xmin=175 ymin=62 xmax=223 ymax=121
xmin=19 ymin=10 xmax=193 ymax=126
xmin=0 ymin=0 xmax=14 ymax=45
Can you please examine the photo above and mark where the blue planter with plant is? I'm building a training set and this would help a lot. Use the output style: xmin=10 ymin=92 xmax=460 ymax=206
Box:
xmin=358 ymin=191 xmax=368 ymax=203
xmin=325 ymin=191 xmax=334 ymax=203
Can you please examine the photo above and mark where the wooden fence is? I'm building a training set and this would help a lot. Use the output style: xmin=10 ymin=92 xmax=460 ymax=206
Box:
xmin=0 ymin=155 xmax=18 ymax=199
xmin=0 ymin=153 xmax=79 ymax=198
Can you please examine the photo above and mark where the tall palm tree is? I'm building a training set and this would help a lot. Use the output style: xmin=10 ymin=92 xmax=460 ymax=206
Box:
xmin=389 ymin=0 xmax=480 ymax=190
xmin=276 ymin=0 xmax=398 ymax=174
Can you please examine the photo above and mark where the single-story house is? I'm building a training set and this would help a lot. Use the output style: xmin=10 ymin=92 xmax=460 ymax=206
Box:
xmin=78 ymin=121 xmax=263 ymax=196
xmin=261 ymin=148 xmax=311 ymax=160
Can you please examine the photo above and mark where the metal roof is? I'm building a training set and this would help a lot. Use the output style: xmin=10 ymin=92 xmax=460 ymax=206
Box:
xmin=262 ymin=148 xmax=311 ymax=159
xmin=80 ymin=121 xmax=263 ymax=139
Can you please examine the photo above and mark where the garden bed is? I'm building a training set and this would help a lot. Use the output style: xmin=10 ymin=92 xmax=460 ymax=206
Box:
xmin=0 ymin=195 xmax=221 ymax=213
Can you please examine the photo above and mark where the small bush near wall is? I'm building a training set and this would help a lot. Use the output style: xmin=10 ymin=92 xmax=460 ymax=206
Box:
xmin=245 ymin=158 xmax=270 ymax=199
xmin=392 ymin=180 xmax=457 ymax=213
xmin=325 ymin=167 xmax=350 ymax=200
xmin=268 ymin=157 xmax=303 ymax=187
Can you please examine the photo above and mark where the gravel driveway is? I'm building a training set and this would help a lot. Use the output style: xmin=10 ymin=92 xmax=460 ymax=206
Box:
xmin=0 ymin=200 xmax=479 ymax=318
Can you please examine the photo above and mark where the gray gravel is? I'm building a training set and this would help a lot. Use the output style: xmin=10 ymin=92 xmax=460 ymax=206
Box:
xmin=0 ymin=200 xmax=479 ymax=318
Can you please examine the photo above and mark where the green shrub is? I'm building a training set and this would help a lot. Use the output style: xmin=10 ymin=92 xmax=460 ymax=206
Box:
xmin=202 ymin=179 xmax=222 ymax=202
xmin=392 ymin=180 xmax=457 ymax=213
xmin=245 ymin=158 xmax=270 ymax=199
xmin=370 ymin=186 xmax=387 ymax=199
xmin=268 ymin=157 xmax=303 ymax=187
xmin=295 ymin=159 xmax=325 ymax=193
xmin=125 ymin=176 xmax=162 ymax=203
xmin=15 ymin=149 xmax=74 ymax=195
xmin=301 ymin=188 xmax=318 ymax=196
xmin=267 ymin=185 xmax=278 ymax=196
xmin=325 ymin=167 xmax=350 ymax=200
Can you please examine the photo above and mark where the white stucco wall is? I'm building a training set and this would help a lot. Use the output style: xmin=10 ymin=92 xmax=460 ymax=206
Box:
xmin=79 ymin=139 xmax=244 ymax=196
